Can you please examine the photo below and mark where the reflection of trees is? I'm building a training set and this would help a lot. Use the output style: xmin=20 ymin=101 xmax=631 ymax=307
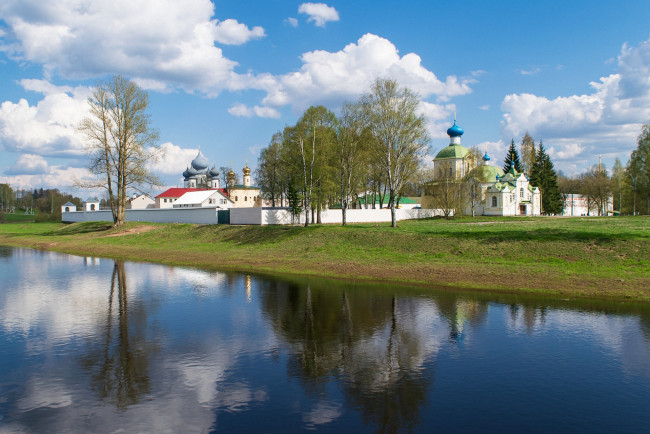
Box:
xmin=259 ymin=281 xmax=447 ymax=431
xmin=0 ymin=246 xmax=13 ymax=259
xmin=81 ymin=261 xmax=151 ymax=409
xmin=434 ymin=294 xmax=489 ymax=342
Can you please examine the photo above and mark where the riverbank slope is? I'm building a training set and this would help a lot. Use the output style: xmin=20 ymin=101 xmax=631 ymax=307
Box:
xmin=1 ymin=217 xmax=648 ymax=301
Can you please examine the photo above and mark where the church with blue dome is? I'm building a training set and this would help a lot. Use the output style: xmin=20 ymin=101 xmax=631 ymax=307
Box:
xmin=422 ymin=119 xmax=541 ymax=216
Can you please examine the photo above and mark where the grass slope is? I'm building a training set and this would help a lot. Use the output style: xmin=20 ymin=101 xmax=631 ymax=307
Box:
xmin=0 ymin=216 xmax=649 ymax=301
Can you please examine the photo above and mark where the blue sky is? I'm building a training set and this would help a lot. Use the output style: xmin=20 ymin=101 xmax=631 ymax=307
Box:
xmin=1 ymin=0 xmax=650 ymax=195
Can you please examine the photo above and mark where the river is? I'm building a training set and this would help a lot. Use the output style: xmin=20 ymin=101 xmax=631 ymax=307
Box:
xmin=1 ymin=246 xmax=649 ymax=432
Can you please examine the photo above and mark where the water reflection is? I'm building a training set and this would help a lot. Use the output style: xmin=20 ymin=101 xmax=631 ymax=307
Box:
xmin=1 ymin=247 xmax=650 ymax=432
xmin=80 ymin=261 xmax=151 ymax=409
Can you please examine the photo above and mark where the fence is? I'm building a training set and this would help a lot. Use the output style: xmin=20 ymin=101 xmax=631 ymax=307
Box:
xmin=62 ymin=207 xmax=444 ymax=225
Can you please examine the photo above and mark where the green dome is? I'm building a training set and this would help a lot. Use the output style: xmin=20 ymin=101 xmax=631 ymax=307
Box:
xmin=469 ymin=164 xmax=504 ymax=183
xmin=435 ymin=144 xmax=471 ymax=160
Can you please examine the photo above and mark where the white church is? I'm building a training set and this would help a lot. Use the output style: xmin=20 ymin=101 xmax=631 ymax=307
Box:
xmin=423 ymin=120 xmax=542 ymax=216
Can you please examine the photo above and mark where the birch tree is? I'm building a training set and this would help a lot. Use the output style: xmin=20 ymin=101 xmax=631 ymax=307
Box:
xmin=360 ymin=79 xmax=428 ymax=227
xmin=77 ymin=75 xmax=161 ymax=226
xmin=335 ymin=102 xmax=367 ymax=225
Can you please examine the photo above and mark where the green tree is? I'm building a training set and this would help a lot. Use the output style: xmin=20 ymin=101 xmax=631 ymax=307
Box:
xmin=611 ymin=158 xmax=625 ymax=213
xmin=626 ymin=123 xmax=650 ymax=215
xmin=503 ymin=139 xmax=523 ymax=173
xmin=360 ymin=78 xmax=429 ymax=227
xmin=256 ymin=133 xmax=287 ymax=207
xmin=77 ymin=75 xmax=162 ymax=227
xmin=530 ymin=141 xmax=563 ymax=214
xmin=335 ymin=101 xmax=369 ymax=225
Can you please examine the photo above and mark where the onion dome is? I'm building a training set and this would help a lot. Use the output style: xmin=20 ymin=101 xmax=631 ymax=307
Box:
xmin=243 ymin=164 xmax=251 ymax=176
xmin=209 ymin=166 xmax=220 ymax=178
xmin=447 ymin=121 xmax=464 ymax=138
xmin=186 ymin=166 xmax=199 ymax=177
xmin=228 ymin=168 xmax=235 ymax=178
xmin=182 ymin=167 xmax=190 ymax=178
xmin=191 ymin=150 xmax=209 ymax=171
xmin=483 ymin=152 xmax=491 ymax=162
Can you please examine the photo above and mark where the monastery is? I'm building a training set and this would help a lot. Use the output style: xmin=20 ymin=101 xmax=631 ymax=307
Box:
xmin=155 ymin=150 xmax=262 ymax=209
xmin=422 ymin=120 xmax=541 ymax=216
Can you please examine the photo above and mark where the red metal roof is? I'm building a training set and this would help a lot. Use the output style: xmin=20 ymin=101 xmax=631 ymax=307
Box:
xmin=156 ymin=187 xmax=230 ymax=198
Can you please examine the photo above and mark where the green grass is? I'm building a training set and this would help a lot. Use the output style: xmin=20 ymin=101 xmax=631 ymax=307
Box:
xmin=1 ymin=216 xmax=649 ymax=301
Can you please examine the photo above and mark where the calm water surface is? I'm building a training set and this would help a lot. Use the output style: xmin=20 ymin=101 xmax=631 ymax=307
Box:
xmin=1 ymin=246 xmax=650 ymax=433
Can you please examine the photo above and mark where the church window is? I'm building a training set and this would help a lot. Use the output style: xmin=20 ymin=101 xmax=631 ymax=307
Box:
xmin=520 ymin=188 xmax=524 ymax=198
xmin=244 ymin=196 xmax=247 ymax=201
xmin=449 ymin=167 xmax=453 ymax=176
xmin=492 ymin=196 xmax=497 ymax=207
xmin=235 ymin=196 xmax=238 ymax=201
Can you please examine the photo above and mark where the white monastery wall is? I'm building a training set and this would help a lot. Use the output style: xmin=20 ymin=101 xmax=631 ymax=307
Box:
xmin=62 ymin=207 xmax=220 ymax=224
xmin=64 ymin=207 xmax=444 ymax=226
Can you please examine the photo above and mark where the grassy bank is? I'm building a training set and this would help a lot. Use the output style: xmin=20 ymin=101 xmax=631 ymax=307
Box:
xmin=1 ymin=216 xmax=649 ymax=301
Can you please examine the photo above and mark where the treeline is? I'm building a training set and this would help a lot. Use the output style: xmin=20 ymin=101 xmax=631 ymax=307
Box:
xmin=256 ymin=79 xmax=428 ymax=227
xmin=556 ymin=124 xmax=650 ymax=215
xmin=0 ymin=184 xmax=83 ymax=221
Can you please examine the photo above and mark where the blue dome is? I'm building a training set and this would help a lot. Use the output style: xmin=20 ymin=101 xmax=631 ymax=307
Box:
xmin=483 ymin=152 xmax=491 ymax=161
xmin=191 ymin=150 xmax=209 ymax=171
xmin=447 ymin=122 xmax=464 ymax=138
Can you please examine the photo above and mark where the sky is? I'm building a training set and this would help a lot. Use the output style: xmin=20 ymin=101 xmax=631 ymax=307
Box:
xmin=1 ymin=0 xmax=650 ymax=197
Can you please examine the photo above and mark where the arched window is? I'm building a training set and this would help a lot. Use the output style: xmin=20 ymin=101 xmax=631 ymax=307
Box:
xmin=520 ymin=188 xmax=524 ymax=198
xmin=90 ymin=204 xmax=96 ymax=211
xmin=244 ymin=196 xmax=247 ymax=201
xmin=449 ymin=167 xmax=453 ymax=176
xmin=65 ymin=207 xmax=70 ymax=212
xmin=492 ymin=196 xmax=497 ymax=207
xmin=235 ymin=196 xmax=238 ymax=201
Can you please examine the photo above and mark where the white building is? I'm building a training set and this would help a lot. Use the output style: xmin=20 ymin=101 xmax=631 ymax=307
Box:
xmin=562 ymin=194 xmax=614 ymax=216
xmin=422 ymin=120 xmax=541 ymax=216
xmin=61 ymin=201 xmax=77 ymax=213
xmin=172 ymin=190 xmax=233 ymax=208
xmin=127 ymin=193 xmax=155 ymax=209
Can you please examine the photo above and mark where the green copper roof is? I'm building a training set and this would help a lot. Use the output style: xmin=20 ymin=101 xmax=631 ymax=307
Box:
xmin=434 ymin=144 xmax=471 ymax=160
xmin=469 ymin=164 xmax=504 ymax=183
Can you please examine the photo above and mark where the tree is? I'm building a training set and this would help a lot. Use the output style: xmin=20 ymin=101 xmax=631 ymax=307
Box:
xmin=579 ymin=165 xmax=611 ymax=216
xmin=335 ymin=101 xmax=368 ymax=225
xmin=360 ymin=78 xmax=429 ymax=227
xmin=520 ymin=132 xmax=536 ymax=173
xmin=287 ymin=180 xmax=303 ymax=225
xmin=503 ymin=139 xmax=523 ymax=173
xmin=77 ymin=75 xmax=161 ymax=227
xmin=626 ymin=123 xmax=650 ymax=215
xmin=530 ymin=141 xmax=563 ymax=214
xmin=257 ymin=134 xmax=286 ymax=207
xmin=611 ymin=158 xmax=625 ymax=213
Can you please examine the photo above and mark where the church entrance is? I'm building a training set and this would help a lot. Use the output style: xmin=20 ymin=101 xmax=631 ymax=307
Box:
xmin=519 ymin=204 xmax=527 ymax=215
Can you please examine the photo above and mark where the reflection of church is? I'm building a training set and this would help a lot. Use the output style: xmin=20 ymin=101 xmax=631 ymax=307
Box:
xmin=155 ymin=150 xmax=262 ymax=208
xmin=422 ymin=120 xmax=541 ymax=216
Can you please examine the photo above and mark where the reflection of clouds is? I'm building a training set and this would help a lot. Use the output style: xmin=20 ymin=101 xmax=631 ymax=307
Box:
xmin=303 ymin=401 xmax=342 ymax=426
xmin=506 ymin=308 xmax=650 ymax=379
xmin=344 ymin=299 xmax=447 ymax=390
xmin=18 ymin=377 xmax=72 ymax=411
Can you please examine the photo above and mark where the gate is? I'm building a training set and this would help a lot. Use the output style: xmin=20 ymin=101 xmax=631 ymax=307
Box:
xmin=217 ymin=209 xmax=230 ymax=224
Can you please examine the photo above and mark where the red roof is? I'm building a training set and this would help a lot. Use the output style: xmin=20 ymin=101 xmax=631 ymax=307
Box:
xmin=156 ymin=187 xmax=230 ymax=199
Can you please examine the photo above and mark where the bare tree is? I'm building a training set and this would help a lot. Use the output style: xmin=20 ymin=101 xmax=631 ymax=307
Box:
xmin=360 ymin=79 xmax=429 ymax=227
xmin=520 ymin=132 xmax=536 ymax=173
xmin=77 ymin=76 xmax=161 ymax=226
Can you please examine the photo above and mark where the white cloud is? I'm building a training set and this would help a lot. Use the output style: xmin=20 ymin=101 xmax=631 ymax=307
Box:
xmin=0 ymin=0 xmax=260 ymax=96
xmin=251 ymin=33 xmax=473 ymax=115
xmin=0 ymin=165 xmax=90 ymax=191
xmin=478 ymin=104 xmax=490 ymax=111
xmin=149 ymin=142 xmax=200 ymax=175
xmin=298 ymin=3 xmax=340 ymax=27
xmin=213 ymin=19 xmax=265 ymax=45
xmin=418 ymin=101 xmax=456 ymax=139
xmin=518 ymin=67 xmax=541 ymax=76
xmin=228 ymin=103 xmax=281 ymax=119
xmin=501 ymin=36 xmax=650 ymax=169
xmin=5 ymin=153 xmax=48 ymax=175
xmin=476 ymin=140 xmax=507 ymax=162
xmin=284 ymin=17 xmax=299 ymax=27
xmin=0 ymin=81 xmax=89 ymax=157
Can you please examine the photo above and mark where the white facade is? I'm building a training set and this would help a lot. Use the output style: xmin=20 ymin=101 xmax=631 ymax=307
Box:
xmin=562 ymin=194 xmax=614 ymax=216
xmin=127 ymin=194 xmax=155 ymax=209
xmin=173 ymin=190 xmax=233 ymax=208
xmin=83 ymin=200 xmax=100 ymax=212
xmin=478 ymin=171 xmax=542 ymax=216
